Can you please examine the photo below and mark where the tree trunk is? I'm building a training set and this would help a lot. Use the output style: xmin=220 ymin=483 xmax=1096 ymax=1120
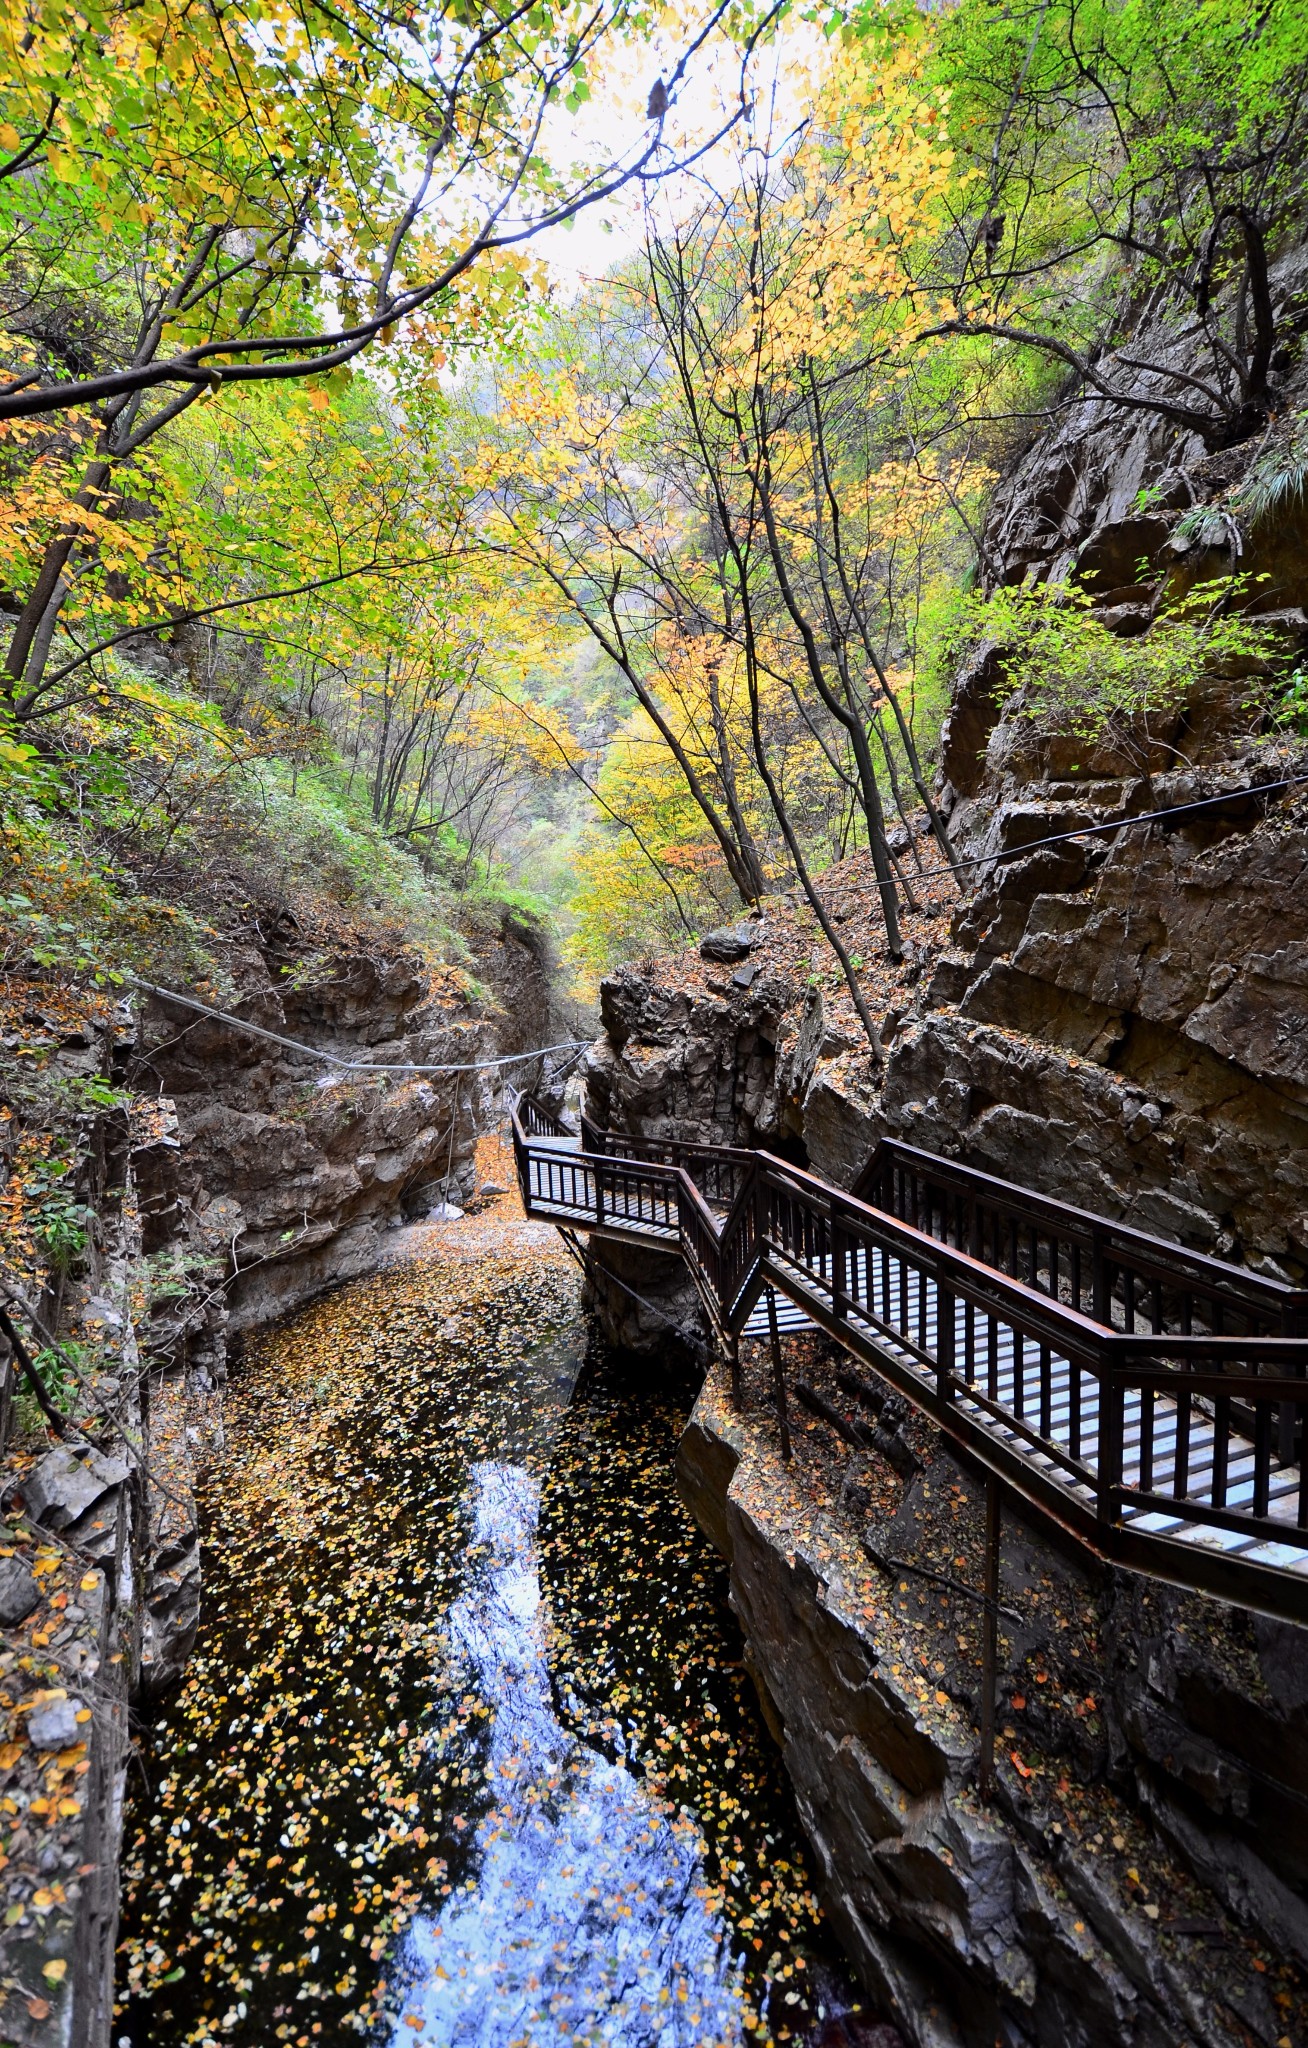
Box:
xmin=704 ymin=654 xmax=768 ymax=901
xmin=5 ymin=459 xmax=111 ymax=698
xmin=16 ymin=572 xmax=74 ymax=709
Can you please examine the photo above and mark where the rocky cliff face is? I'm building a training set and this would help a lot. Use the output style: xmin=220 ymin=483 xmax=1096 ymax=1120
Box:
xmin=464 ymin=903 xmax=572 ymax=1060
xmin=973 ymin=239 xmax=1308 ymax=609
xmin=896 ymin=757 xmax=1308 ymax=1277
xmin=581 ymin=862 xmax=957 ymax=1348
xmin=588 ymin=756 xmax=1308 ymax=1305
xmin=677 ymin=1355 xmax=1308 ymax=2048
xmin=0 ymin=999 xmax=200 ymax=2048
xmin=890 ymin=246 xmax=1308 ymax=1271
xmin=135 ymin=936 xmax=494 ymax=1336
xmin=0 ymin=906 xmax=542 ymax=2047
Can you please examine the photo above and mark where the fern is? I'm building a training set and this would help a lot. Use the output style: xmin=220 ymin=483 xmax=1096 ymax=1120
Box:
xmin=1173 ymin=414 xmax=1308 ymax=554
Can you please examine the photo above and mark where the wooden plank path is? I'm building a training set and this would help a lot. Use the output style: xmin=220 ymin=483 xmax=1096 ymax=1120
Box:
xmin=511 ymin=1098 xmax=1308 ymax=1624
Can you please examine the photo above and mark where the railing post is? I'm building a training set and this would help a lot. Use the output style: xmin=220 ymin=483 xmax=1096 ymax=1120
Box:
xmin=593 ymin=1157 xmax=605 ymax=1229
xmin=1098 ymin=1342 xmax=1122 ymax=1524
xmin=831 ymin=1217 xmax=848 ymax=1320
xmin=766 ymin=1286 xmax=792 ymax=1462
xmin=979 ymin=1473 xmax=1001 ymax=1805
xmin=937 ymin=1263 xmax=956 ymax=1403
xmin=1092 ymin=1226 xmax=1111 ymax=1327
xmin=1281 ymin=1298 xmax=1308 ymax=1465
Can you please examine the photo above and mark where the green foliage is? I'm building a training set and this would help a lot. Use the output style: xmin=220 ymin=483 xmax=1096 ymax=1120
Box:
xmin=3 ymin=652 xmax=461 ymax=1016
xmin=53 ymin=1074 xmax=128 ymax=1114
xmin=20 ymin=1155 xmax=90 ymax=1276
xmin=848 ymin=0 xmax=1308 ymax=449
xmin=241 ymin=762 xmax=462 ymax=955
xmin=1240 ymin=433 xmax=1308 ymax=526
xmin=14 ymin=1344 xmax=81 ymax=1434
xmin=0 ymin=718 xmax=226 ymax=993
xmin=1274 ymin=667 xmax=1308 ymax=738
xmin=0 ymin=0 xmax=693 ymax=430
xmin=146 ymin=1244 xmax=214 ymax=1307
xmin=954 ymin=579 xmax=1286 ymax=756
xmin=1174 ymin=414 xmax=1308 ymax=556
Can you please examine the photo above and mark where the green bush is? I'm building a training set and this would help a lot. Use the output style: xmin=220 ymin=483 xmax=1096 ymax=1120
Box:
xmin=950 ymin=578 xmax=1285 ymax=759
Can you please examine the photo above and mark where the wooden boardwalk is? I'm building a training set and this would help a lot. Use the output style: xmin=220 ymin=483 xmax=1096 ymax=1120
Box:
xmin=512 ymin=1101 xmax=1308 ymax=1623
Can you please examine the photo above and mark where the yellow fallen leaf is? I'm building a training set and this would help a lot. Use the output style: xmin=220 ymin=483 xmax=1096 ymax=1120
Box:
xmin=42 ymin=1958 xmax=67 ymax=1984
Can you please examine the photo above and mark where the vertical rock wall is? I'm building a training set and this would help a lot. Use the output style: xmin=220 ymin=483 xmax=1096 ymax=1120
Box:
xmin=677 ymin=1359 xmax=1308 ymax=2048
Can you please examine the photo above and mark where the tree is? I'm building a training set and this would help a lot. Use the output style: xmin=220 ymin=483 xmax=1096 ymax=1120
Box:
xmin=0 ymin=0 xmax=777 ymax=702
xmin=465 ymin=357 xmax=777 ymax=906
xmin=4 ymin=374 xmax=467 ymax=718
xmin=899 ymin=0 xmax=1308 ymax=450
xmin=464 ymin=39 xmax=981 ymax=1037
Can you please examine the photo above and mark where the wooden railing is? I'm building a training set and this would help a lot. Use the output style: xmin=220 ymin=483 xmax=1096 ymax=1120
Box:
xmin=512 ymin=1107 xmax=682 ymax=1239
xmin=856 ymin=1139 xmax=1308 ymax=1339
xmin=582 ymin=1117 xmax=757 ymax=1213
xmin=510 ymin=1096 xmax=1308 ymax=1621
xmin=515 ymin=1093 xmax=573 ymax=1140
xmin=760 ymin=1156 xmax=1308 ymax=1513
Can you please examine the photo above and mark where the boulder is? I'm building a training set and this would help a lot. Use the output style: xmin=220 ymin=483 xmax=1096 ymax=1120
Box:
xmin=27 ymin=1695 xmax=86 ymax=1752
xmin=0 ymin=1557 xmax=40 ymax=1627
xmin=699 ymin=924 xmax=755 ymax=963
xmin=21 ymin=1446 xmax=129 ymax=1536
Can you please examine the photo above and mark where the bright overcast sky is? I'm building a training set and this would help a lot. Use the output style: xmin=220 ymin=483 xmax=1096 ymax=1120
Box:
xmin=530 ymin=14 xmax=822 ymax=296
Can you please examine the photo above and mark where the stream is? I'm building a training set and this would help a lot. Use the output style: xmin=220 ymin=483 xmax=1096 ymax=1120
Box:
xmin=116 ymin=1234 xmax=872 ymax=2047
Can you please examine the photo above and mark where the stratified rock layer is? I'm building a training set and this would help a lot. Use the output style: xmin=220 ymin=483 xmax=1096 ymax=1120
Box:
xmin=678 ymin=1358 xmax=1308 ymax=2048
xmin=586 ymin=762 xmax=1308 ymax=1304
xmin=893 ymin=764 xmax=1308 ymax=1274
xmin=584 ymin=767 xmax=1308 ymax=2040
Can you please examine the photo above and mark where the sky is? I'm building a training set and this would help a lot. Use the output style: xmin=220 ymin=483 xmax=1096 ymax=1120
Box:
xmin=528 ymin=12 xmax=823 ymax=298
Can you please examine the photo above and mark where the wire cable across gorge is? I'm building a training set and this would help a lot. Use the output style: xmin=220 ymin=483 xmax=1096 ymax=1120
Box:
xmin=130 ymin=978 xmax=591 ymax=1079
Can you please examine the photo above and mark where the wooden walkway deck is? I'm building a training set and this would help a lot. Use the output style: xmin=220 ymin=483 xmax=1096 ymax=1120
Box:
xmin=512 ymin=1101 xmax=1308 ymax=1623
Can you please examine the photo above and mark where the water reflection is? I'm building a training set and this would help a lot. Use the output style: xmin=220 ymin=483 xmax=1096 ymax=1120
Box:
xmin=389 ymin=1460 xmax=744 ymax=2046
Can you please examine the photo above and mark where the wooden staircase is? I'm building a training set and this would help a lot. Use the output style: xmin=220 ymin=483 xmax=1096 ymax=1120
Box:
xmin=511 ymin=1096 xmax=1308 ymax=1626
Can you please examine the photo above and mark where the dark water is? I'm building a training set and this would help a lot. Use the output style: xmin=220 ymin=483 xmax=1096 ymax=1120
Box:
xmin=117 ymin=1258 xmax=868 ymax=2046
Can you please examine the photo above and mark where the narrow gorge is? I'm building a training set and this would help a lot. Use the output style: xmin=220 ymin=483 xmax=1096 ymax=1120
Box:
xmin=3 ymin=1 xmax=1308 ymax=2040
xmin=566 ymin=335 xmax=1308 ymax=2046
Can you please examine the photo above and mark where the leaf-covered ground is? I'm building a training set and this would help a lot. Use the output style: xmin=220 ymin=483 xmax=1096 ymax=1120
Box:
xmin=116 ymin=1217 xmax=867 ymax=2046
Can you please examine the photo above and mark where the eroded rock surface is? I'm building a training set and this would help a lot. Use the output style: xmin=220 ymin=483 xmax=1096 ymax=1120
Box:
xmin=678 ymin=1354 xmax=1308 ymax=2048
xmin=586 ymin=761 xmax=1308 ymax=1294
xmin=587 ymin=786 xmax=1308 ymax=2029
xmin=135 ymin=943 xmax=496 ymax=1334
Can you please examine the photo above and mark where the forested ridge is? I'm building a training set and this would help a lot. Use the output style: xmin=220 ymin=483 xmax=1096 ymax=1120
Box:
xmin=1 ymin=0 xmax=1305 ymax=1018
xmin=2 ymin=0 xmax=1308 ymax=2034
